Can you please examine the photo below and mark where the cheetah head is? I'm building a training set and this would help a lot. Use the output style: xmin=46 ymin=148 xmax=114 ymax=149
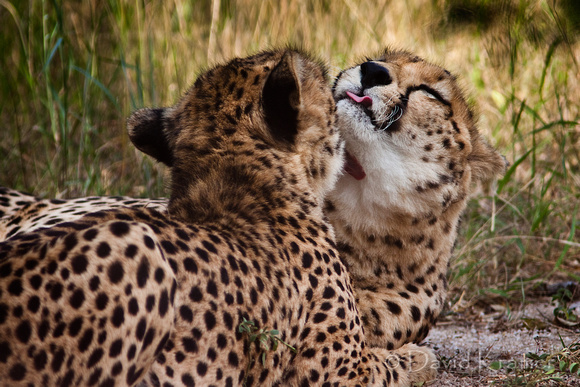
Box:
xmin=125 ymin=49 xmax=344 ymax=217
xmin=330 ymin=49 xmax=507 ymax=231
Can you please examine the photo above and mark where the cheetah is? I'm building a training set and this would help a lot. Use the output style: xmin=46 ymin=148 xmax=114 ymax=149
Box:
xmin=1 ymin=49 xmax=505 ymax=358
xmin=0 ymin=49 xmax=436 ymax=386
xmin=327 ymin=49 xmax=507 ymax=349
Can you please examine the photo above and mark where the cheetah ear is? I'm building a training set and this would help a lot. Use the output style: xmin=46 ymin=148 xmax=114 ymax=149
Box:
xmin=127 ymin=108 xmax=174 ymax=167
xmin=262 ymin=51 xmax=302 ymax=144
xmin=468 ymin=134 xmax=508 ymax=182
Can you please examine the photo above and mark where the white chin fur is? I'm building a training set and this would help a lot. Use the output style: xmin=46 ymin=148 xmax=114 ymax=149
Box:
xmin=330 ymin=106 xmax=445 ymax=233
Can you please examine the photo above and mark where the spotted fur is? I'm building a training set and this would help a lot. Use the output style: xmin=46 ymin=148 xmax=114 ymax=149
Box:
xmin=0 ymin=187 xmax=166 ymax=240
xmin=0 ymin=49 xmax=436 ymax=386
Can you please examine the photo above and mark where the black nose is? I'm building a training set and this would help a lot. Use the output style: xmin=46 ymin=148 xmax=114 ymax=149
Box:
xmin=360 ymin=61 xmax=392 ymax=90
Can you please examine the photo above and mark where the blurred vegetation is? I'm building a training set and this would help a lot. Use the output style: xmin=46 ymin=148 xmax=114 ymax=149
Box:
xmin=0 ymin=0 xmax=578 ymax=309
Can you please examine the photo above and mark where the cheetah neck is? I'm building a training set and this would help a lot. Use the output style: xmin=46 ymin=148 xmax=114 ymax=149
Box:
xmin=326 ymin=190 xmax=467 ymax=287
xmin=166 ymin=152 xmax=327 ymax=231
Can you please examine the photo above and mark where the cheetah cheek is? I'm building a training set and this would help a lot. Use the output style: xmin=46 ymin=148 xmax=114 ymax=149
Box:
xmin=344 ymin=150 xmax=366 ymax=180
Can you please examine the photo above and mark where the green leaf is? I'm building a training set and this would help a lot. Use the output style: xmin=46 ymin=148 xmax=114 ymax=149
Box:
xmin=569 ymin=363 xmax=579 ymax=373
xmin=490 ymin=360 xmax=503 ymax=370
xmin=526 ymin=352 xmax=541 ymax=360
xmin=559 ymin=360 xmax=567 ymax=371
xmin=543 ymin=364 xmax=555 ymax=374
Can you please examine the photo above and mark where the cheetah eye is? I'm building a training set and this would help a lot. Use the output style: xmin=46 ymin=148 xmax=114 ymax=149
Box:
xmin=421 ymin=89 xmax=438 ymax=100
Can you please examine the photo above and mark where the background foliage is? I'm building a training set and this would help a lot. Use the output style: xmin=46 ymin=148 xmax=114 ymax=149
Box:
xmin=0 ymin=0 xmax=579 ymax=303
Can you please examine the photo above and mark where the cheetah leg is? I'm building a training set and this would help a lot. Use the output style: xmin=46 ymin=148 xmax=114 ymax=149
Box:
xmin=355 ymin=285 xmax=446 ymax=350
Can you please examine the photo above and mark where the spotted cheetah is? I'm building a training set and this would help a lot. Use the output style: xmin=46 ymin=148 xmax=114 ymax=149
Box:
xmin=0 ymin=49 xmax=436 ymax=386
xmin=1 ymin=49 xmax=505 ymax=359
xmin=328 ymin=49 xmax=507 ymax=349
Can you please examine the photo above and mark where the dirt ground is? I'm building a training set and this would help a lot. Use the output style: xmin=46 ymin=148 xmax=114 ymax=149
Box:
xmin=424 ymin=300 xmax=580 ymax=386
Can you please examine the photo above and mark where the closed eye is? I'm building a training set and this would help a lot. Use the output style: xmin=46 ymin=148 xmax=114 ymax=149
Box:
xmin=421 ymin=89 xmax=438 ymax=100
xmin=405 ymin=84 xmax=450 ymax=107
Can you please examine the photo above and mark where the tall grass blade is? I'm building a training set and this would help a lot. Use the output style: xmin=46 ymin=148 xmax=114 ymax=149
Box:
xmin=538 ymin=37 xmax=561 ymax=101
xmin=43 ymin=37 xmax=63 ymax=73
xmin=531 ymin=120 xmax=579 ymax=135
xmin=497 ymin=148 xmax=533 ymax=194
xmin=554 ymin=209 xmax=577 ymax=271
xmin=71 ymin=65 xmax=121 ymax=112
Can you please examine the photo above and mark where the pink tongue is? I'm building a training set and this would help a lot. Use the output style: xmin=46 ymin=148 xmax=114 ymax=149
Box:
xmin=344 ymin=150 xmax=366 ymax=180
xmin=346 ymin=91 xmax=372 ymax=107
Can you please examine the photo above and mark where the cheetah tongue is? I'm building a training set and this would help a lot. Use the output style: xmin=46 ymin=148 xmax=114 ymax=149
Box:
xmin=344 ymin=150 xmax=366 ymax=180
xmin=346 ymin=91 xmax=372 ymax=107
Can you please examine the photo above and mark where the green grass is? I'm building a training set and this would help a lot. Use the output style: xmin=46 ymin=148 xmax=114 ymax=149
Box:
xmin=489 ymin=337 xmax=580 ymax=386
xmin=1 ymin=0 xmax=579 ymax=339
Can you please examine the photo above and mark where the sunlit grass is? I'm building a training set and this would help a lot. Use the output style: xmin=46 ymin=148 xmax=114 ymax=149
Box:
xmin=0 ymin=0 xmax=578 ymax=306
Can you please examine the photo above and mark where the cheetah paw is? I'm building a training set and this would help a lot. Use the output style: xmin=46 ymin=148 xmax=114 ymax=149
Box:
xmin=397 ymin=343 xmax=438 ymax=385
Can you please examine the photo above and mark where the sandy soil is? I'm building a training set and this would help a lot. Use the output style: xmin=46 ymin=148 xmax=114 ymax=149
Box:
xmin=424 ymin=300 xmax=580 ymax=386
